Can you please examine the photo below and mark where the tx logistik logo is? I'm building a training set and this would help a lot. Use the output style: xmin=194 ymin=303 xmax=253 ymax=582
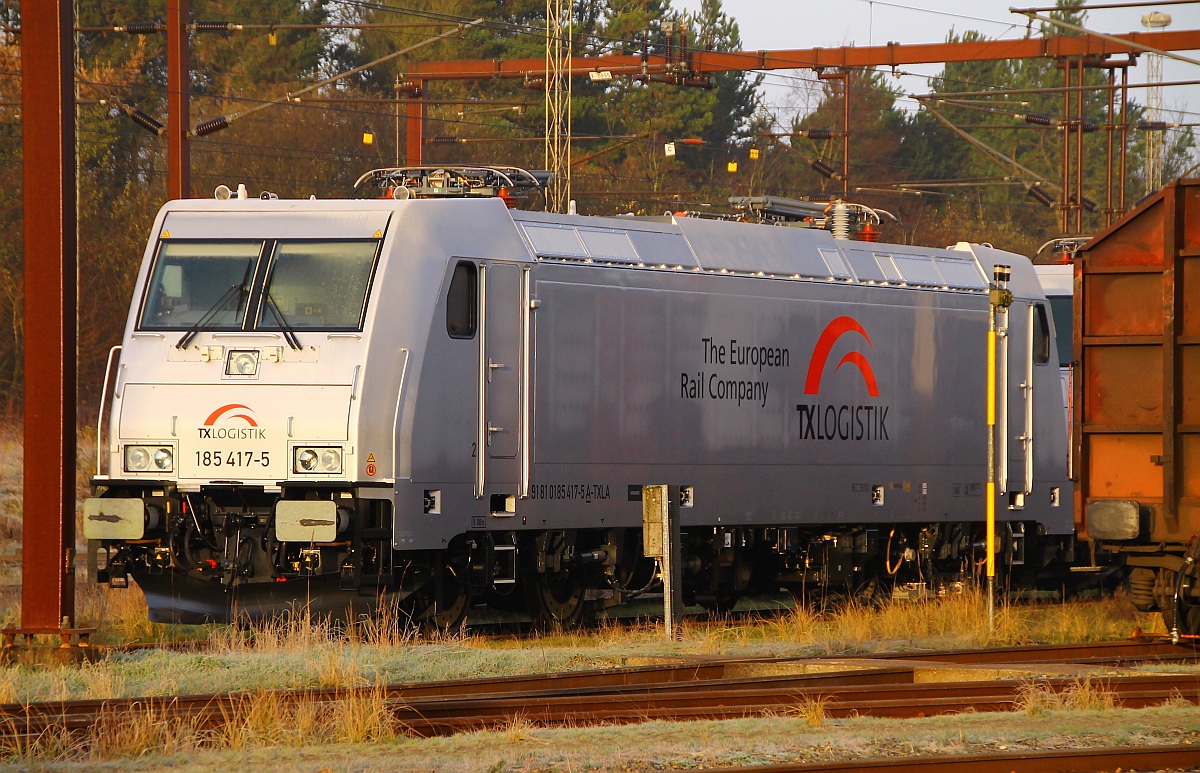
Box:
xmin=796 ymin=316 xmax=889 ymax=441
xmin=198 ymin=403 xmax=266 ymax=440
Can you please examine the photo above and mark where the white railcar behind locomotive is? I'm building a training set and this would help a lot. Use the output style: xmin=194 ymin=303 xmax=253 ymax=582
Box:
xmin=85 ymin=169 xmax=1074 ymax=625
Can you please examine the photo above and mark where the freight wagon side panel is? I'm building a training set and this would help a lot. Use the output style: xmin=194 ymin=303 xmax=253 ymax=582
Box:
xmin=1077 ymin=179 xmax=1200 ymax=541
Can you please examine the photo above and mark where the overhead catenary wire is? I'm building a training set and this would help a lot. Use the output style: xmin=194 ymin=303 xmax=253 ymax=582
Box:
xmin=186 ymin=19 xmax=484 ymax=137
xmin=21 ymin=2 xmax=1190 ymax=214
xmin=918 ymin=98 xmax=1059 ymax=190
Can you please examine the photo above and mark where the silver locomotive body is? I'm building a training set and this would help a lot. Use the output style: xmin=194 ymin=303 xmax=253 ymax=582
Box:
xmin=86 ymin=194 xmax=1072 ymax=624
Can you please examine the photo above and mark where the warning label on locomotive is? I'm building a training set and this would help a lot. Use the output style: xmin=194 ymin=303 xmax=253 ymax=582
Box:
xmin=530 ymin=483 xmax=612 ymax=502
xmin=679 ymin=337 xmax=790 ymax=408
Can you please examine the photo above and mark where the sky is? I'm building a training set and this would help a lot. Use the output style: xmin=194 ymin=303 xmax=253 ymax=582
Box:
xmin=673 ymin=0 xmax=1200 ymax=128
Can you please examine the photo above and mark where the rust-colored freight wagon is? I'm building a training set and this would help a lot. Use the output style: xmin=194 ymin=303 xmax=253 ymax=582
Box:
xmin=1075 ymin=177 xmax=1200 ymax=635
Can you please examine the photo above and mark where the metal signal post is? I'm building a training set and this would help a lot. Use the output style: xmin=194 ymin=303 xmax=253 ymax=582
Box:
xmin=987 ymin=265 xmax=1013 ymax=629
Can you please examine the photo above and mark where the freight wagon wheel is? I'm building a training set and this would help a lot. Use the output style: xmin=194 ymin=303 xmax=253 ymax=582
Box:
xmin=1169 ymin=601 xmax=1200 ymax=637
xmin=1165 ymin=558 xmax=1200 ymax=637
xmin=525 ymin=570 xmax=589 ymax=628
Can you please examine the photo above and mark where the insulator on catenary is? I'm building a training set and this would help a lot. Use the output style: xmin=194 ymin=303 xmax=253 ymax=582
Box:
xmin=809 ymin=159 xmax=840 ymax=179
xmin=127 ymin=108 xmax=165 ymax=135
xmin=1026 ymin=184 xmax=1056 ymax=208
xmin=1080 ymin=120 xmax=1098 ymax=133
xmin=800 ymin=128 xmax=834 ymax=141
xmin=121 ymin=21 xmax=162 ymax=35
xmin=1070 ymin=195 xmax=1099 ymax=213
xmin=1137 ymin=121 xmax=1169 ymax=131
xmin=194 ymin=116 xmax=230 ymax=136
xmin=193 ymin=20 xmax=239 ymax=32
xmin=1022 ymin=112 xmax=1054 ymax=126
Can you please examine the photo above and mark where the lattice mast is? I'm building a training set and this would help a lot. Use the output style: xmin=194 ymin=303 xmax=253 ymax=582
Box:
xmin=545 ymin=0 xmax=572 ymax=212
xmin=1141 ymin=11 xmax=1171 ymax=194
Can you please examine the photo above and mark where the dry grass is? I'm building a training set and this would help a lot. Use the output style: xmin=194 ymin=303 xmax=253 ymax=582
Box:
xmin=754 ymin=589 xmax=1162 ymax=653
xmin=85 ymin=700 xmax=205 ymax=759
xmin=1016 ymin=677 xmax=1121 ymax=716
xmin=786 ymin=695 xmax=830 ymax=727
xmin=500 ymin=714 xmax=547 ymax=744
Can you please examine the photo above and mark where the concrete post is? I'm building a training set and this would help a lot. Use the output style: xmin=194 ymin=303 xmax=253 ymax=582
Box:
xmin=643 ymin=485 xmax=682 ymax=641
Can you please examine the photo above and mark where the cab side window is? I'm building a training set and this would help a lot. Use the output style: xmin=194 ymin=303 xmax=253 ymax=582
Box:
xmin=446 ymin=261 xmax=477 ymax=339
xmin=1033 ymin=303 xmax=1051 ymax=365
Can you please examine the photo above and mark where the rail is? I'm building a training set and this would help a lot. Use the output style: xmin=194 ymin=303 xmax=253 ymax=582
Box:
xmin=5 ymin=640 xmax=1197 ymax=744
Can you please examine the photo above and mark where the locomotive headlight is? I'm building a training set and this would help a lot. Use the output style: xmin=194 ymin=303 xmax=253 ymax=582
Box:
xmin=293 ymin=447 xmax=343 ymax=474
xmin=226 ymin=349 xmax=260 ymax=376
xmin=296 ymin=449 xmax=318 ymax=472
xmin=153 ymin=448 xmax=174 ymax=471
xmin=319 ymin=448 xmax=342 ymax=473
xmin=125 ymin=446 xmax=151 ymax=472
xmin=124 ymin=445 xmax=174 ymax=473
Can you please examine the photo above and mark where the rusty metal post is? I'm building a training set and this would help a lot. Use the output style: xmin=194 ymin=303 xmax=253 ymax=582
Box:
xmin=1065 ymin=60 xmax=1075 ymax=232
xmin=842 ymin=70 xmax=850 ymax=199
xmin=1119 ymin=66 xmax=1129 ymax=212
xmin=167 ymin=0 xmax=190 ymax=199
xmin=21 ymin=0 xmax=77 ymax=630
xmin=1105 ymin=67 xmax=1115 ymax=226
xmin=394 ymin=76 xmax=401 ymax=166
xmin=1075 ymin=58 xmax=1085 ymax=234
xmin=405 ymin=78 xmax=425 ymax=166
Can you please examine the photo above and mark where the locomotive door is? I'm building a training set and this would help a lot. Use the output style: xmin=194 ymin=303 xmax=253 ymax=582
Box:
xmin=477 ymin=262 xmax=524 ymax=500
xmin=1002 ymin=299 xmax=1034 ymax=497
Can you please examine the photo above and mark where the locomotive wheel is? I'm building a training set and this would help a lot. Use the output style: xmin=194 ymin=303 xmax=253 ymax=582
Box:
xmin=425 ymin=580 xmax=470 ymax=630
xmin=696 ymin=590 xmax=740 ymax=616
xmin=404 ymin=567 xmax=470 ymax=631
xmin=525 ymin=570 xmax=589 ymax=628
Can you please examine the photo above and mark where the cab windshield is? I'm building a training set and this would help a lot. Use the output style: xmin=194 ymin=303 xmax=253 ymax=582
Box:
xmin=258 ymin=241 xmax=378 ymax=330
xmin=138 ymin=239 xmax=380 ymax=332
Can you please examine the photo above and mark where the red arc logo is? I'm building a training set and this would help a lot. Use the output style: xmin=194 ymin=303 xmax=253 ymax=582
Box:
xmin=803 ymin=316 xmax=880 ymax=397
xmin=203 ymin=403 xmax=258 ymax=427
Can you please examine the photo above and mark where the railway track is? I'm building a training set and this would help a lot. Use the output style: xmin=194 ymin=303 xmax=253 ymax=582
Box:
xmin=4 ymin=640 xmax=1198 ymax=742
xmin=695 ymin=744 xmax=1200 ymax=772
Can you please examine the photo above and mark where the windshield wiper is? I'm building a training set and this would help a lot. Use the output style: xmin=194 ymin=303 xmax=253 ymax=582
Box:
xmin=175 ymin=283 xmax=248 ymax=349
xmin=264 ymin=291 xmax=302 ymax=351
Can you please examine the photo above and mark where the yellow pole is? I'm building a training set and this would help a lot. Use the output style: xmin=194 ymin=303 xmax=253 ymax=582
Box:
xmin=987 ymin=322 xmax=997 ymax=630
xmin=987 ymin=264 xmax=1012 ymax=632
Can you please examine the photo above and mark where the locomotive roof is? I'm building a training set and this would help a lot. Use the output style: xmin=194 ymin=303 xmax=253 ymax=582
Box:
xmin=511 ymin=208 xmax=992 ymax=292
xmin=152 ymin=196 xmax=1046 ymax=296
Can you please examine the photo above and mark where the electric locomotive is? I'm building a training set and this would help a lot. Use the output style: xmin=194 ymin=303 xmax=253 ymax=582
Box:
xmin=85 ymin=166 xmax=1074 ymax=625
